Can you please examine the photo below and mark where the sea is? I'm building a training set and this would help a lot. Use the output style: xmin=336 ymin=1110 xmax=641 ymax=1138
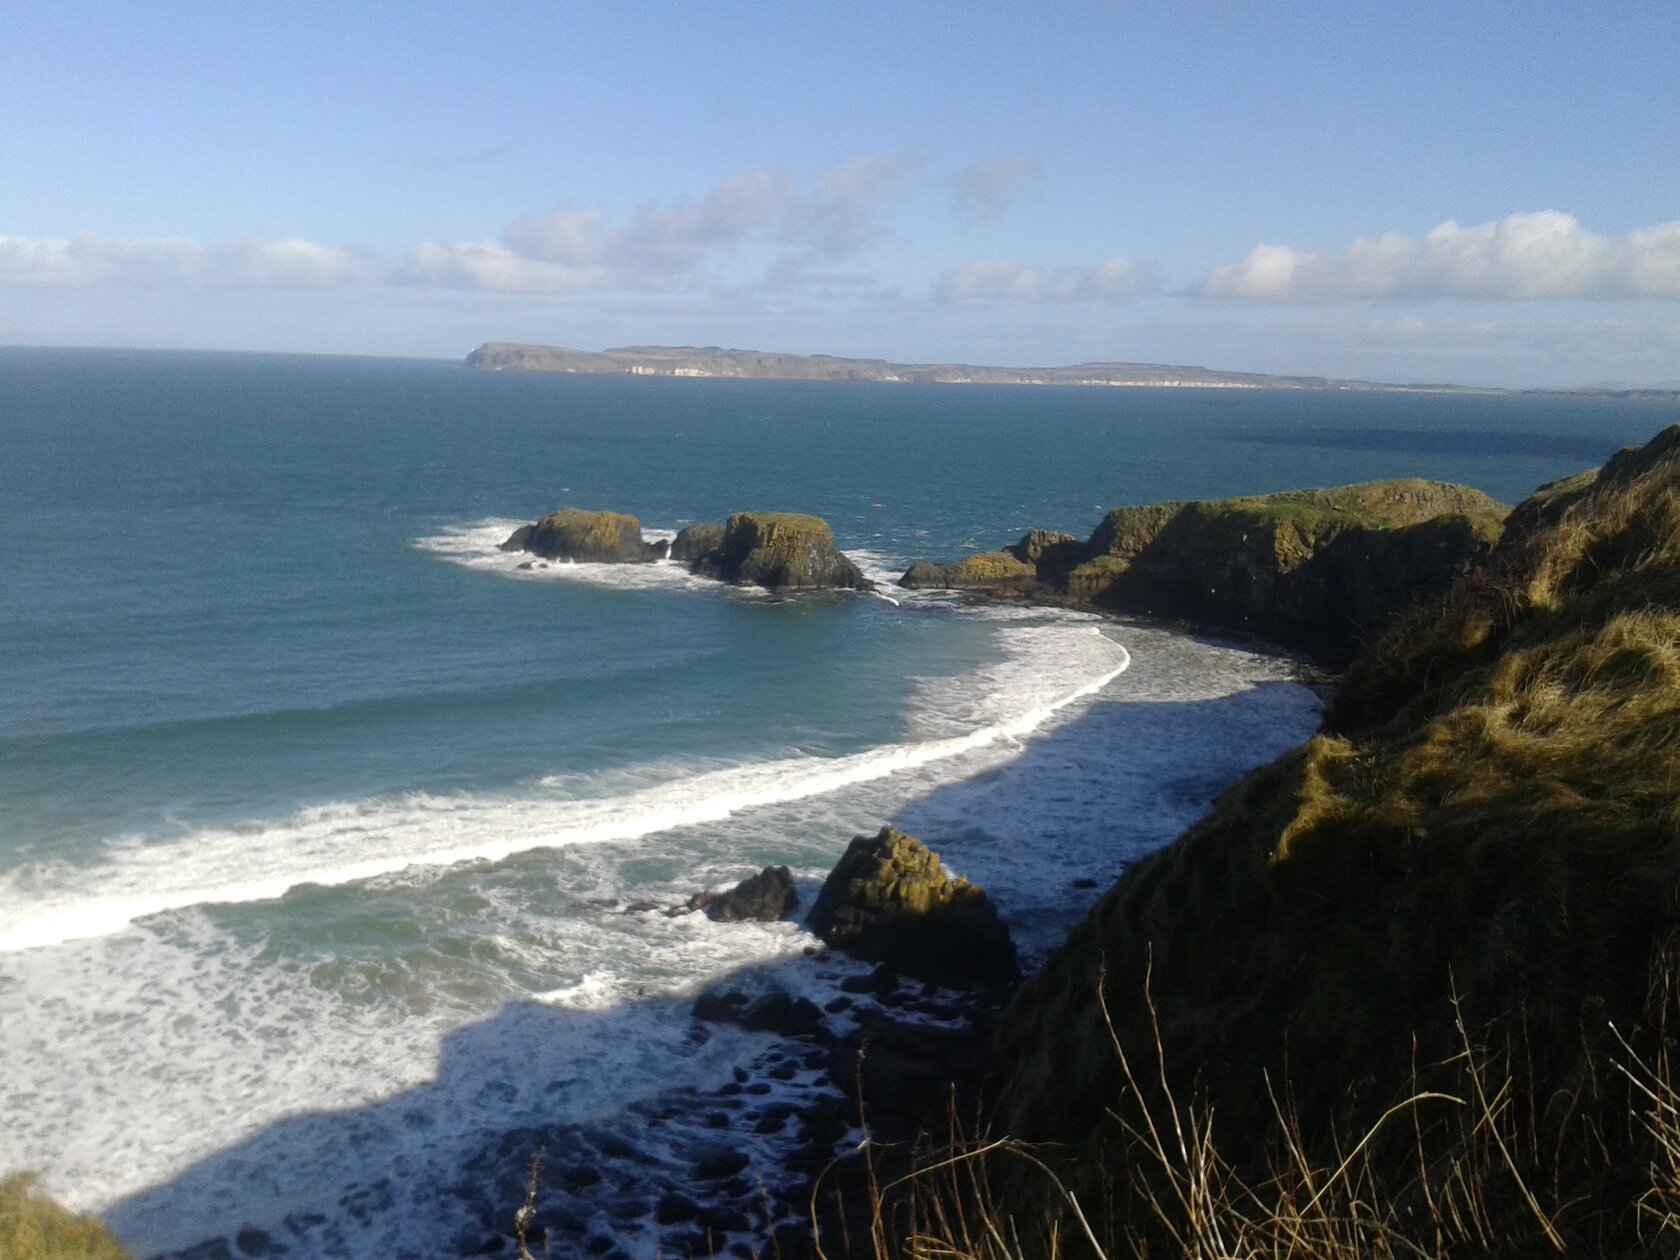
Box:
xmin=1 ymin=346 xmax=1671 ymax=1258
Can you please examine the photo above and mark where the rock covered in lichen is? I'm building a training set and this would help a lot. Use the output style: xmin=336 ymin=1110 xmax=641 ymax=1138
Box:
xmin=809 ymin=826 xmax=1018 ymax=989
xmin=501 ymin=508 xmax=662 ymax=563
xmin=690 ymin=512 xmax=870 ymax=591
xmin=901 ymin=550 xmax=1036 ymax=589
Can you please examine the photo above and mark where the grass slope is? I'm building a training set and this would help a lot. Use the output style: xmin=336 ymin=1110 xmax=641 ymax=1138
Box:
xmin=983 ymin=424 xmax=1680 ymax=1256
xmin=0 ymin=1176 xmax=128 ymax=1260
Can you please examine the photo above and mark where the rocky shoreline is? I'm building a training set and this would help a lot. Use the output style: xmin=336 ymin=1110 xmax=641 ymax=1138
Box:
xmin=153 ymin=476 xmax=1525 ymax=1259
xmin=146 ymin=833 xmax=1027 ymax=1260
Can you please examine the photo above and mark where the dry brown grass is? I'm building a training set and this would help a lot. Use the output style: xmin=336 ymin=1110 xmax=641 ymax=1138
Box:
xmin=0 ymin=1175 xmax=128 ymax=1260
xmin=869 ymin=425 xmax=1680 ymax=1260
xmin=837 ymin=952 xmax=1680 ymax=1260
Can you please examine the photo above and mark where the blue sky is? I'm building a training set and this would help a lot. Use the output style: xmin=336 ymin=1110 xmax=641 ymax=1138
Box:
xmin=3 ymin=1 xmax=1678 ymax=386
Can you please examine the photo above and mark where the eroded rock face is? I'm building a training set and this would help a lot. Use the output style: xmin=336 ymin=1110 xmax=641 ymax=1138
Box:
xmin=809 ymin=826 xmax=1018 ymax=990
xmin=501 ymin=508 xmax=663 ymax=563
xmin=686 ymin=512 xmax=870 ymax=591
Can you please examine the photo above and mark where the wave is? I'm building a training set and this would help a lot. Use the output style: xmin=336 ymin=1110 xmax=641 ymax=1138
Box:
xmin=411 ymin=518 xmax=735 ymax=595
xmin=0 ymin=626 xmax=1129 ymax=953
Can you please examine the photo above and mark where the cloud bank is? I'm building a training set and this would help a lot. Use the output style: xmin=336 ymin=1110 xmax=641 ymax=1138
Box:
xmin=1201 ymin=212 xmax=1680 ymax=301
xmin=0 ymin=154 xmax=923 ymax=296
xmin=934 ymin=257 xmax=1160 ymax=302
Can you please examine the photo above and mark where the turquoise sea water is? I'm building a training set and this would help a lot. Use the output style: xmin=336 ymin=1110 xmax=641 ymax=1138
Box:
xmin=0 ymin=347 xmax=1671 ymax=1257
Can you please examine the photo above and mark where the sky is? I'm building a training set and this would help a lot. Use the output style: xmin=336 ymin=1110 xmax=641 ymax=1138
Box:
xmin=3 ymin=1 xmax=1678 ymax=387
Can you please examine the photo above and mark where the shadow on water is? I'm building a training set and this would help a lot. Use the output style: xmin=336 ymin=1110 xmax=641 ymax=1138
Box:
xmin=1224 ymin=426 xmax=1625 ymax=463
xmin=101 ymin=676 xmax=1316 ymax=1260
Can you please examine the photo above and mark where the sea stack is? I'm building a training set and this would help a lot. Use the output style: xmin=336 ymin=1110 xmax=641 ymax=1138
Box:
xmin=684 ymin=512 xmax=872 ymax=592
xmin=500 ymin=507 xmax=665 ymax=563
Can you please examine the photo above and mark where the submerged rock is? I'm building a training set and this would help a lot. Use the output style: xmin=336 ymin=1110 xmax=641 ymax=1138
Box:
xmin=501 ymin=508 xmax=663 ymax=563
xmin=809 ymin=826 xmax=1018 ymax=990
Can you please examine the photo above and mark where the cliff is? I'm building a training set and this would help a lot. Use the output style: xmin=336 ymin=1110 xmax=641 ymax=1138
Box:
xmin=905 ymin=479 xmax=1508 ymax=666
xmin=990 ymin=425 xmax=1680 ymax=1255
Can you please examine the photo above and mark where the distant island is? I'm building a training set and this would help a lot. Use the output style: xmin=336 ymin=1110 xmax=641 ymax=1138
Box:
xmin=463 ymin=342 xmax=1489 ymax=392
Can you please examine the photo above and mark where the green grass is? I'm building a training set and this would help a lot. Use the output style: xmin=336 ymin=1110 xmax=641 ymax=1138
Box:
xmin=0 ymin=1176 xmax=128 ymax=1260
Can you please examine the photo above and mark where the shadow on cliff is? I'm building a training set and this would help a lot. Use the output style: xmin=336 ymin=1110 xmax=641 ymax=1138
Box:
xmin=100 ymin=667 xmax=1317 ymax=1260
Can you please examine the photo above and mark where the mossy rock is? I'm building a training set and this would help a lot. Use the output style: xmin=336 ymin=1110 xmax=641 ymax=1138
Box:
xmin=1067 ymin=479 xmax=1508 ymax=664
xmin=706 ymin=511 xmax=869 ymax=590
xmin=502 ymin=507 xmax=661 ymax=563
xmin=809 ymin=826 xmax=1019 ymax=989
xmin=901 ymin=550 xmax=1036 ymax=589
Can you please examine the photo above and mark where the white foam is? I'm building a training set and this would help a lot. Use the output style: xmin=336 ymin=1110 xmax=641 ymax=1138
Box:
xmin=411 ymin=517 xmax=731 ymax=594
xmin=0 ymin=626 xmax=1129 ymax=953
xmin=0 ymin=619 xmax=1320 ymax=1257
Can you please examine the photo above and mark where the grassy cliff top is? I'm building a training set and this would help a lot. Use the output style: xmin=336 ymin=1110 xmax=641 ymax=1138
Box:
xmin=996 ymin=426 xmax=1680 ymax=1254
xmin=1100 ymin=477 xmax=1507 ymax=537
xmin=725 ymin=511 xmax=832 ymax=534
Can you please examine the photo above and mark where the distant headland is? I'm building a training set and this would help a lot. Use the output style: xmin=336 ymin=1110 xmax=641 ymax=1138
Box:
xmin=463 ymin=342 xmax=1680 ymax=399
xmin=464 ymin=341 xmax=1485 ymax=392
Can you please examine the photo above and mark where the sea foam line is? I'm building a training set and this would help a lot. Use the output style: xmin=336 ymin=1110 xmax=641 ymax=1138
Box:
xmin=0 ymin=633 xmax=1129 ymax=954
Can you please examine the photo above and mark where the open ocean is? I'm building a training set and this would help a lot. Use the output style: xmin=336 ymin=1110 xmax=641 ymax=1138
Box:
xmin=1 ymin=347 xmax=1672 ymax=1258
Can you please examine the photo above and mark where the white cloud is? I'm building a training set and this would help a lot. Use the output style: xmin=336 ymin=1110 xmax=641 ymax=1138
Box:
xmin=1200 ymin=212 xmax=1680 ymax=301
xmin=397 ymin=240 xmax=617 ymax=295
xmin=934 ymin=256 xmax=1160 ymax=303
xmin=0 ymin=155 xmax=922 ymax=297
xmin=0 ymin=234 xmax=377 ymax=288
xmin=950 ymin=157 xmax=1042 ymax=224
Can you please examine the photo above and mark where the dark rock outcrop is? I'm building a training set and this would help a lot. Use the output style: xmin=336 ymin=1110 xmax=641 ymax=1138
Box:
xmin=809 ymin=826 xmax=1018 ymax=990
xmin=669 ymin=522 xmax=726 ymax=563
xmin=1006 ymin=528 xmax=1081 ymax=568
xmin=501 ymin=508 xmax=663 ymax=563
xmin=702 ymin=866 xmax=799 ymax=923
xmin=692 ymin=989 xmax=826 ymax=1039
xmin=901 ymin=482 xmax=1507 ymax=666
xmin=686 ymin=512 xmax=870 ymax=591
